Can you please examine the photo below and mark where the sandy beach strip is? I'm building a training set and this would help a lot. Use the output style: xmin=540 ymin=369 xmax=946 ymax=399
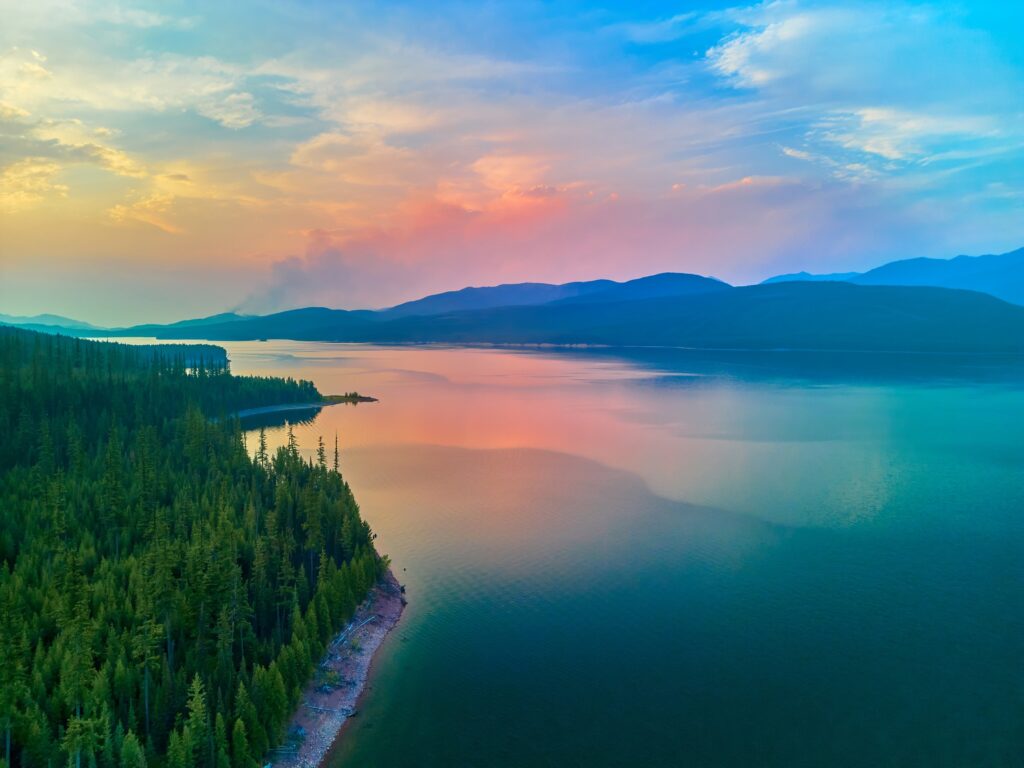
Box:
xmin=270 ymin=569 xmax=406 ymax=768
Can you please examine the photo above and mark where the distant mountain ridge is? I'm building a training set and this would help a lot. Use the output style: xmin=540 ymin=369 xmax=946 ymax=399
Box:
xmin=762 ymin=271 xmax=860 ymax=284
xmin=0 ymin=312 xmax=100 ymax=330
xmin=382 ymin=272 xmax=728 ymax=316
xmin=762 ymin=247 xmax=1024 ymax=305
xmin=10 ymin=248 xmax=1024 ymax=354
xmin=97 ymin=280 xmax=1024 ymax=354
xmin=353 ymin=282 xmax=1024 ymax=353
xmin=383 ymin=280 xmax=617 ymax=317
xmin=99 ymin=272 xmax=730 ymax=340
xmin=115 ymin=312 xmax=254 ymax=336
xmin=552 ymin=273 xmax=730 ymax=305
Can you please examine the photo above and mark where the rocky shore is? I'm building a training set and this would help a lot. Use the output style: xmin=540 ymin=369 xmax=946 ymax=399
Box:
xmin=271 ymin=569 xmax=405 ymax=768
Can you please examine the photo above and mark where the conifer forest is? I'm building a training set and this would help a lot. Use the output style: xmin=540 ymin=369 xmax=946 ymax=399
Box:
xmin=0 ymin=327 xmax=384 ymax=768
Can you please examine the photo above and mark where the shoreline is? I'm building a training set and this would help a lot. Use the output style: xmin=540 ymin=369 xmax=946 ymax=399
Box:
xmin=235 ymin=395 xmax=377 ymax=421
xmin=322 ymin=393 xmax=379 ymax=405
xmin=271 ymin=569 xmax=406 ymax=768
xmin=235 ymin=401 xmax=329 ymax=419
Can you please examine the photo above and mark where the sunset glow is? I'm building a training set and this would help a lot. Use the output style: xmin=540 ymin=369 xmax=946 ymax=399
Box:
xmin=2 ymin=1 xmax=1022 ymax=324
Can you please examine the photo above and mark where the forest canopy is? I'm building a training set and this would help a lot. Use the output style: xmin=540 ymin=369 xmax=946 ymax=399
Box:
xmin=0 ymin=327 xmax=384 ymax=768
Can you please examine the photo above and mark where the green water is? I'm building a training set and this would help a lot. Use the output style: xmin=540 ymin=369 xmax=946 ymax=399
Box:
xmin=226 ymin=342 xmax=1024 ymax=767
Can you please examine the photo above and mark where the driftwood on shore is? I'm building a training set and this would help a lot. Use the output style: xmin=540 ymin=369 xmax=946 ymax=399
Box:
xmin=331 ymin=616 xmax=376 ymax=649
xmin=305 ymin=704 xmax=356 ymax=716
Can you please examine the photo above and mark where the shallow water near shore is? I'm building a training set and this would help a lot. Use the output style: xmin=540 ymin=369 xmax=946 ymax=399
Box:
xmin=221 ymin=341 xmax=1024 ymax=767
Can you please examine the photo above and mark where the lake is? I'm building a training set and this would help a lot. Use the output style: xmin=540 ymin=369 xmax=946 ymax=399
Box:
xmin=224 ymin=341 xmax=1024 ymax=767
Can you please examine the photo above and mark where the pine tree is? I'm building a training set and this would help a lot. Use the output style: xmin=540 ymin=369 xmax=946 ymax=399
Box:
xmin=230 ymin=719 xmax=251 ymax=768
xmin=256 ymin=429 xmax=267 ymax=469
xmin=167 ymin=728 xmax=190 ymax=768
xmin=185 ymin=676 xmax=210 ymax=768
xmin=213 ymin=714 xmax=231 ymax=768
xmin=233 ymin=682 xmax=264 ymax=761
xmin=62 ymin=715 xmax=97 ymax=768
xmin=121 ymin=730 xmax=147 ymax=768
xmin=132 ymin=615 xmax=163 ymax=740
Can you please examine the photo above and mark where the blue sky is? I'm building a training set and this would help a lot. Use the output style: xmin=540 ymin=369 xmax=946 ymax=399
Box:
xmin=1 ymin=0 xmax=1022 ymax=324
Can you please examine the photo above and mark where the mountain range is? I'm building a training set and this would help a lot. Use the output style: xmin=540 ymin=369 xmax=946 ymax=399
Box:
xmin=763 ymin=246 xmax=1024 ymax=305
xmin=0 ymin=312 xmax=103 ymax=333
xmin=3 ymin=247 xmax=1023 ymax=354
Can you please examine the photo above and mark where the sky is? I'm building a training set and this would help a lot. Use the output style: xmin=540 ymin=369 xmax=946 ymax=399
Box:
xmin=1 ymin=0 xmax=1022 ymax=325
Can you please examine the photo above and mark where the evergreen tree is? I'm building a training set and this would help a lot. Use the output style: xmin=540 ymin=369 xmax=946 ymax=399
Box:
xmin=213 ymin=714 xmax=230 ymax=768
xmin=185 ymin=676 xmax=210 ymax=768
xmin=120 ymin=731 xmax=147 ymax=768
xmin=229 ymin=719 xmax=251 ymax=768
xmin=131 ymin=617 xmax=162 ymax=739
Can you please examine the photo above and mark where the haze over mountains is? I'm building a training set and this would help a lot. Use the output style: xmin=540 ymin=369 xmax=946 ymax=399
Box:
xmin=764 ymin=247 xmax=1024 ymax=305
xmin=385 ymin=273 xmax=730 ymax=317
xmin=0 ymin=312 xmax=103 ymax=333
xmin=4 ymin=248 xmax=1024 ymax=354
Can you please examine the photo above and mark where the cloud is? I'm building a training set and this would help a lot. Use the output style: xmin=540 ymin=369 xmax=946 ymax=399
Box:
xmin=781 ymin=146 xmax=814 ymax=162
xmin=104 ymin=160 xmax=271 ymax=233
xmin=0 ymin=157 xmax=67 ymax=211
xmin=818 ymin=107 xmax=1000 ymax=161
xmin=31 ymin=118 xmax=148 ymax=175
xmin=108 ymin=192 xmax=182 ymax=234
xmin=288 ymin=132 xmax=421 ymax=187
xmin=0 ymin=48 xmax=263 ymax=129
xmin=705 ymin=0 xmax=1021 ymax=136
xmin=708 ymin=1 xmax=1023 ymax=183
xmin=0 ymin=101 xmax=29 ymax=119
xmin=98 ymin=6 xmax=197 ymax=29
xmin=195 ymin=91 xmax=260 ymax=129
xmin=0 ymin=1 xmax=197 ymax=31
xmin=237 ymin=172 xmax=938 ymax=313
xmin=706 ymin=2 xmax=1012 ymax=103
xmin=0 ymin=103 xmax=149 ymax=210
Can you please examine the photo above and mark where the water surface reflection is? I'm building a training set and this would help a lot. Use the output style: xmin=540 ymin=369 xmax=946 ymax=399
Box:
xmin=181 ymin=340 xmax=1024 ymax=766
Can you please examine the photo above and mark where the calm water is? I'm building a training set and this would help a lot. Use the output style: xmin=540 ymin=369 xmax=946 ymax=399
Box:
xmin=220 ymin=341 xmax=1024 ymax=767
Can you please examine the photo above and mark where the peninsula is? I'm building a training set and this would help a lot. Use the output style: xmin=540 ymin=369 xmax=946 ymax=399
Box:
xmin=0 ymin=327 xmax=395 ymax=768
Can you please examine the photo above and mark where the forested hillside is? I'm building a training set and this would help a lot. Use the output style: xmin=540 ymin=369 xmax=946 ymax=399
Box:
xmin=0 ymin=327 xmax=384 ymax=768
xmin=90 ymin=279 xmax=1024 ymax=354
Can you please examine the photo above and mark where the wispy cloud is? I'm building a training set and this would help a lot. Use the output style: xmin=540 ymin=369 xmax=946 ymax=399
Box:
xmin=709 ymin=1 xmax=1024 ymax=185
xmin=0 ymin=157 xmax=67 ymax=211
xmin=1 ymin=0 xmax=1022 ymax=323
xmin=97 ymin=6 xmax=198 ymax=29
xmin=818 ymin=107 xmax=1002 ymax=162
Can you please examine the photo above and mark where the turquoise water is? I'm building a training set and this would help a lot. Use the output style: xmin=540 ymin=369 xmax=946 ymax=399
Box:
xmin=227 ymin=342 xmax=1024 ymax=767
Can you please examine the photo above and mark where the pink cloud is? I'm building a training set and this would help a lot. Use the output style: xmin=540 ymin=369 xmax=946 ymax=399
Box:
xmin=239 ymin=173 xmax=939 ymax=313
